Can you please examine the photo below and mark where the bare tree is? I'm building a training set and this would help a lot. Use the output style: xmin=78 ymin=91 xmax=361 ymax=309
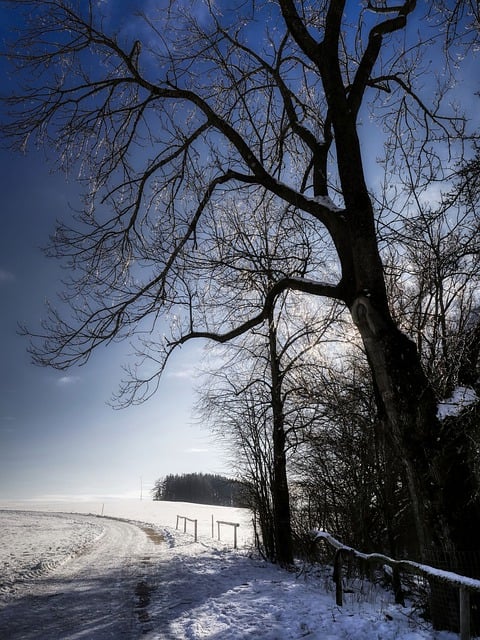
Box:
xmin=383 ymin=181 xmax=480 ymax=400
xmin=193 ymin=193 xmax=339 ymax=565
xmin=198 ymin=301 xmax=339 ymax=565
xmin=292 ymin=352 xmax=414 ymax=557
xmin=199 ymin=356 xmax=277 ymax=562
xmin=2 ymin=0 xmax=479 ymax=565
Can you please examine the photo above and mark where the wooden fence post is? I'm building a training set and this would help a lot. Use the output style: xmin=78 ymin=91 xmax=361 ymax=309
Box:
xmin=215 ymin=520 xmax=240 ymax=547
xmin=460 ymin=586 xmax=471 ymax=640
xmin=392 ymin=567 xmax=405 ymax=606
xmin=176 ymin=516 xmax=197 ymax=541
xmin=333 ymin=549 xmax=343 ymax=606
xmin=311 ymin=530 xmax=480 ymax=638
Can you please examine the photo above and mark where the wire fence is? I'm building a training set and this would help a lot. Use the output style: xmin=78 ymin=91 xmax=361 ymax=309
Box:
xmin=424 ymin=549 xmax=480 ymax=636
xmin=312 ymin=531 xmax=480 ymax=640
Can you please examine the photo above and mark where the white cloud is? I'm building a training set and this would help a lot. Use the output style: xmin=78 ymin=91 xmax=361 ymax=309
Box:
xmin=167 ymin=368 xmax=196 ymax=380
xmin=185 ymin=447 xmax=209 ymax=454
xmin=56 ymin=375 xmax=81 ymax=386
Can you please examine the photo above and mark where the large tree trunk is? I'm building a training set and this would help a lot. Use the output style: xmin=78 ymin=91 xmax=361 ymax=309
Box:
xmin=325 ymin=102 xmax=480 ymax=564
xmin=351 ymin=293 xmax=480 ymax=632
xmin=294 ymin=0 xmax=480 ymax=608
xmin=271 ymin=415 xmax=294 ymax=566
xmin=329 ymin=185 xmax=480 ymax=630
xmin=351 ymin=295 xmax=441 ymax=555
xmin=351 ymin=294 xmax=480 ymax=562
xmin=268 ymin=316 xmax=294 ymax=566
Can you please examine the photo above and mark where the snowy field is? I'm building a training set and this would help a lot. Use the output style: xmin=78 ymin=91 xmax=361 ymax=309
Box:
xmin=0 ymin=499 xmax=459 ymax=639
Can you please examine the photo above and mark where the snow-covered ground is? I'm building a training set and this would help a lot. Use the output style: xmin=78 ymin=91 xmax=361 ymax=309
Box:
xmin=0 ymin=499 xmax=459 ymax=639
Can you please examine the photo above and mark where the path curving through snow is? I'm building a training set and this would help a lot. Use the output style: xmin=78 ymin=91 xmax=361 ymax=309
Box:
xmin=0 ymin=504 xmax=459 ymax=639
xmin=0 ymin=511 xmax=164 ymax=639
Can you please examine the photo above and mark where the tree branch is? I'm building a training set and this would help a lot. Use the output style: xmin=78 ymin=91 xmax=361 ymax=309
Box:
xmin=348 ymin=1 xmax=417 ymax=118
xmin=168 ymin=276 xmax=344 ymax=348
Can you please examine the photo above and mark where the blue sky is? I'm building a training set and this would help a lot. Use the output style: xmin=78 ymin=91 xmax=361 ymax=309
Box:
xmin=0 ymin=1 xmax=478 ymax=501
xmin=0 ymin=147 xmax=228 ymax=500
xmin=0 ymin=0 xmax=250 ymax=501
xmin=0 ymin=1 xmax=236 ymax=501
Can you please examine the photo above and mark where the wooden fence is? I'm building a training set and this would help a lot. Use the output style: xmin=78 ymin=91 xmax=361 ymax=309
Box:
xmin=175 ymin=514 xmax=240 ymax=548
xmin=216 ymin=520 xmax=240 ymax=549
xmin=175 ymin=515 xmax=198 ymax=542
xmin=313 ymin=530 xmax=480 ymax=640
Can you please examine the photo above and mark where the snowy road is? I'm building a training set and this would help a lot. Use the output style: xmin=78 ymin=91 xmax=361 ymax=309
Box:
xmin=0 ymin=504 xmax=458 ymax=639
xmin=0 ymin=512 xmax=164 ymax=639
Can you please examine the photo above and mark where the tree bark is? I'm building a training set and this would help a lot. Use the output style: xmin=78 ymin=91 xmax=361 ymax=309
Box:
xmin=316 ymin=19 xmax=480 ymax=559
xmin=350 ymin=292 xmax=480 ymax=565
xmin=350 ymin=294 xmax=439 ymax=554
xmin=268 ymin=315 xmax=294 ymax=566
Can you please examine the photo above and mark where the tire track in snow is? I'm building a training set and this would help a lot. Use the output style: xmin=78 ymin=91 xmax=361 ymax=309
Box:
xmin=0 ymin=510 xmax=105 ymax=598
xmin=0 ymin=513 xmax=165 ymax=639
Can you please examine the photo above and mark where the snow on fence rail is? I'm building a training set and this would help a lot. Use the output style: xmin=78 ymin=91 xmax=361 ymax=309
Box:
xmin=312 ymin=530 xmax=480 ymax=640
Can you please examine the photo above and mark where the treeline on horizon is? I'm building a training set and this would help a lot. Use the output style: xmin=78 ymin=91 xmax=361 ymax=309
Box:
xmin=151 ymin=472 xmax=248 ymax=507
